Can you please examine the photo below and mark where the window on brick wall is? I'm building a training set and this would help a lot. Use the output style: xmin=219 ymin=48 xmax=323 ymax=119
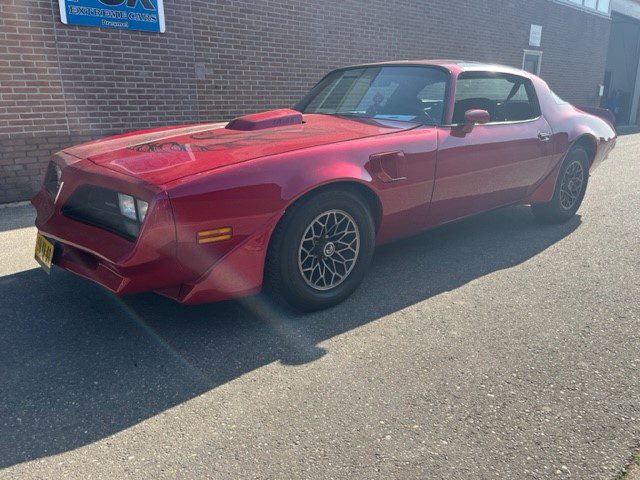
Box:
xmin=560 ymin=0 xmax=610 ymax=14
xmin=523 ymin=51 xmax=543 ymax=76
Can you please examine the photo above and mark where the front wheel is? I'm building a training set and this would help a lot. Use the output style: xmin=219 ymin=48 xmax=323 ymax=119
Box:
xmin=264 ymin=189 xmax=375 ymax=312
xmin=531 ymin=147 xmax=590 ymax=224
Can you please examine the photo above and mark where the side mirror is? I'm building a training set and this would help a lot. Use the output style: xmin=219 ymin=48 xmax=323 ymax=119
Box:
xmin=462 ymin=109 xmax=490 ymax=133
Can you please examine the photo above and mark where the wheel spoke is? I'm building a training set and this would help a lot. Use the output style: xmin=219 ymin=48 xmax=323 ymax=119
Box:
xmin=559 ymin=160 xmax=584 ymax=210
xmin=297 ymin=209 xmax=361 ymax=291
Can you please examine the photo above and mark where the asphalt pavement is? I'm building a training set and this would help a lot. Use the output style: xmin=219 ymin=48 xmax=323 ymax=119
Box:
xmin=0 ymin=134 xmax=639 ymax=479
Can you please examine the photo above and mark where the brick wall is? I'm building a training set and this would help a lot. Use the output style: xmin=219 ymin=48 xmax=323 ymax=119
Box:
xmin=0 ymin=0 xmax=611 ymax=203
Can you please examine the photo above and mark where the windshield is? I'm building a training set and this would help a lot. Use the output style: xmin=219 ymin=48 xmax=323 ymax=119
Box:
xmin=296 ymin=66 xmax=449 ymax=125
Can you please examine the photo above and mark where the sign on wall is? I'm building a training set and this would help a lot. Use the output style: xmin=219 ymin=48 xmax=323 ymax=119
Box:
xmin=58 ymin=0 xmax=165 ymax=33
xmin=529 ymin=24 xmax=542 ymax=47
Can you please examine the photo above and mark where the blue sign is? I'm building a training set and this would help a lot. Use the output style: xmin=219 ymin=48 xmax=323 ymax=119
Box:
xmin=58 ymin=0 xmax=165 ymax=33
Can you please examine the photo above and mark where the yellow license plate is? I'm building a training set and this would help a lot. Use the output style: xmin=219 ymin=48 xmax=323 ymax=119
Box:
xmin=35 ymin=233 xmax=54 ymax=274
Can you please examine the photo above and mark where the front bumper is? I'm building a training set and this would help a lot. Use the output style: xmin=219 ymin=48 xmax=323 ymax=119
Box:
xmin=32 ymin=154 xmax=283 ymax=304
xmin=32 ymin=157 xmax=191 ymax=296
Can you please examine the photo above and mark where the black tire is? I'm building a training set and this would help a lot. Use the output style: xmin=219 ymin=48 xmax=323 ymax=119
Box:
xmin=264 ymin=188 xmax=376 ymax=312
xmin=531 ymin=147 xmax=590 ymax=224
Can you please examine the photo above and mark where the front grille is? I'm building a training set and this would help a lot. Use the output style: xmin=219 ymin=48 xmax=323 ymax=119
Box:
xmin=62 ymin=186 xmax=140 ymax=241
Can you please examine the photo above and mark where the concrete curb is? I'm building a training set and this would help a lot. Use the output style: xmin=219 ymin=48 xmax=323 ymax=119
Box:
xmin=0 ymin=201 xmax=31 ymax=209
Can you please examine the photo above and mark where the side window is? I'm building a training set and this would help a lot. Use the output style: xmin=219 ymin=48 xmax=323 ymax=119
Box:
xmin=453 ymin=73 xmax=540 ymax=124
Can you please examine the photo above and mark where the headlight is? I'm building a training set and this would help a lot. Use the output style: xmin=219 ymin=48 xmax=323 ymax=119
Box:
xmin=118 ymin=193 xmax=149 ymax=223
xmin=136 ymin=199 xmax=148 ymax=222
xmin=117 ymin=193 xmax=137 ymax=220
xmin=45 ymin=162 xmax=62 ymax=198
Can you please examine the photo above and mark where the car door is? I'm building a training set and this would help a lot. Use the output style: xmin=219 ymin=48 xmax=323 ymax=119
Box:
xmin=427 ymin=72 xmax=554 ymax=226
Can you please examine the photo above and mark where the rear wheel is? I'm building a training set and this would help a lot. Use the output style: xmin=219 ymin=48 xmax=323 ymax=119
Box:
xmin=531 ymin=147 xmax=590 ymax=224
xmin=265 ymin=189 xmax=375 ymax=312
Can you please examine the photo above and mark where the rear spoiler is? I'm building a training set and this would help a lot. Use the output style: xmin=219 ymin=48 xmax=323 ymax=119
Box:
xmin=576 ymin=105 xmax=616 ymax=130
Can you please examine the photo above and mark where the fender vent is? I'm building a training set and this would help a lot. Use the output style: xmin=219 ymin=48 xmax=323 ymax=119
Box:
xmin=370 ymin=151 xmax=407 ymax=183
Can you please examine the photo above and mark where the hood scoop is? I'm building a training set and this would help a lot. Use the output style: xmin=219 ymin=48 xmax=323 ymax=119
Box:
xmin=226 ymin=109 xmax=303 ymax=131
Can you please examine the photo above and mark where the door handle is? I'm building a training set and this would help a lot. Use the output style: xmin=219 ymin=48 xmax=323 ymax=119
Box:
xmin=538 ymin=131 xmax=552 ymax=142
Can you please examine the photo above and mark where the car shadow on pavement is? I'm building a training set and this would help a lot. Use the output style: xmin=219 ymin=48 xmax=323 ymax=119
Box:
xmin=0 ymin=206 xmax=581 ymax=468
xmin=0 ymin=204 xmax=35 ymax=233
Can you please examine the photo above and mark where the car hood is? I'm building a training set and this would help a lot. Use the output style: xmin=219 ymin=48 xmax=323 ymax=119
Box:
xmin=62 ymin=113 xmax=417 ymax=185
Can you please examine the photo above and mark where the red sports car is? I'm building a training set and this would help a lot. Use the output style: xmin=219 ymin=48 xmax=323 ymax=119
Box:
xmin=32 ymin=60 xmax=617 ymax=311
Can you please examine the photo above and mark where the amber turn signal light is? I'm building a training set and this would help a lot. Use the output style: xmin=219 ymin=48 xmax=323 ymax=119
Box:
xmin=197 ymin=227 xmax=232 ymax=244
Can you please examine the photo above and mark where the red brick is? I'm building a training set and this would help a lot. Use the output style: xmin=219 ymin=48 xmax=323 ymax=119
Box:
xmin=0 ymin=0 xmax=611 ymax=203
